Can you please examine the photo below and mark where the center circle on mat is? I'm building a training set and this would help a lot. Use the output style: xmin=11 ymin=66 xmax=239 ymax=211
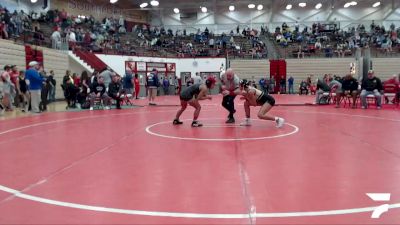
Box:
xmin=145 ymin=118 xmax=299 ymax=141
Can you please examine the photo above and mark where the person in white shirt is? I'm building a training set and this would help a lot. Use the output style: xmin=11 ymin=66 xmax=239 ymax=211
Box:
xmin=51 ymin=28 xmax=61 ymax=49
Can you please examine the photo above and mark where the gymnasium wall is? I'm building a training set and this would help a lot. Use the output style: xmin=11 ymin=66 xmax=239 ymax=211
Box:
xmin=95 ymin=54 xmax=227 ymax=79
xmin=0 ymin=39 xmax=26 ymax=71
xmin=230 ymin=57 xmax=399 ymax=86
xmin=371 ymin=58 xmax=400 ymax=80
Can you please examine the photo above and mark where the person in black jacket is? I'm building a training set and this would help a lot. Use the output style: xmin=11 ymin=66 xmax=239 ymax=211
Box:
xmin=89 ymin=76 xmax=111 ymax=110
xmin=360 ymin=70 xmax=383 ymax=109
xmin=339 ymin=74 xmax=359 ymax=108
xmin=108 ymin=75 xmax=122 ymax=109
xmin=64 ymin=78 xmax=79 ymax=109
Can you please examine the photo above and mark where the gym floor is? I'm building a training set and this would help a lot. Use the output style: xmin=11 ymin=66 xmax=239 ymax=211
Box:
xmin=0 ymin=95 xmax=399 ymax=224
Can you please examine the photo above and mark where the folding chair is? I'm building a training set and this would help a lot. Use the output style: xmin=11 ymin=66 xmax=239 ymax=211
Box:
xmin=93 ymin=97 xmax=104 ymax=110
xmin=120 ymin=91 xmax=134 ymax=106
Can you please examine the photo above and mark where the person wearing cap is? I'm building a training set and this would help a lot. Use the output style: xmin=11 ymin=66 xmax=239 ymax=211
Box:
xmin=25 ymin=61 xmax=45 ymax=113
xmin=360 ymin=70 xmax=383 ymax=109
xmin=238 ymin=79 xmax=285 ymax=128
xmin=146 ymin=68 xmax=159 ymax=105
xmin=173 ymin=77 xmax=216 ymax=127
xmin=220 ymin=68 xmax=241 ymax=123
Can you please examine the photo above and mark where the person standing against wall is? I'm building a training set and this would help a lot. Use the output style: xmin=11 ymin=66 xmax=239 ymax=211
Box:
xmin=146 ymin=69 xmax=159 ymax=105
xmin=288 ymin=76 xmax=294 ymax=94
xmin=25 ymin=61 xmax=44 ymax=113
xmin=48 ymin=70 xmax=56 ymax=102
xmin=163 ymin=76 xmax=170 ymax=95
xmin=123 ymin=71 xmax=133 ymax=95
xmin=133 ymin=74 xmax=141 ymax=99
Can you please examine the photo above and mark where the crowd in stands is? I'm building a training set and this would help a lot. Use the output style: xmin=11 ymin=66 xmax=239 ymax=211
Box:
xmin=0 ymin=4 xmax=49 ymax=45
xmin=1 ymin=4 xmax=268 ymax=58
xmin=274 ymin=20 xmax=400 ymax=58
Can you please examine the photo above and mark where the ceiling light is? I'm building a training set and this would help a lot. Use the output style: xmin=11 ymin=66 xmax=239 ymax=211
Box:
xmin=30 ymin=0 xmax=38 ymax=3
xmin=257 ymin=4 xmax=263 ymax=10
xmin=150 ymin=0 xmax=159 ymax=6
xmin=299 ymin=2 xmax=306 ymax=7
xmin=229 ymin=5 xmax=235 ymax=11
xmin=344 ymin=3 xmax=351 ymax=8
xmin=372 ymin=2 xmax=381 ymax=7
xmin=315 ymin=3 xmax=322 ymax=9
xmin=110 ymin=0 xmax=118 ymax=3
xmin=350 ymin=1 xmax=357 ymax=6
xmin=140 ymin=2 xmax=148 ymax=8
xmin=286 ymin=4 xmax=292 ymax=10
xmin=201 ymin=7 xmax=207 ymax=13
xmin=248 ymin=4 xmax=255 ymax=9
xmin=173 ymin=8 xmax=179 ymax=13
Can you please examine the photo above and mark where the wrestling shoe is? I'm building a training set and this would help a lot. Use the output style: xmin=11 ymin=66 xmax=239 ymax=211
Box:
xmin=240 ymin=118 xmax=252 ymax=126
xmin=275 ymin=117 xmax=285 ymax=128
xmin=225 ymin=117 xmax=235 ymax=124
xmin=191 ymin=121 xmax=203 ymax=127
xmin=173 ymin=119 xmax=183 ymax=125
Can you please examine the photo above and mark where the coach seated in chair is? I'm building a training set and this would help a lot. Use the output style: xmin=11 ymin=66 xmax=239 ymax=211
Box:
xmin=315 ymin=78 xmax=331 ymax=104
xmin=89 ymin=76 xmax=111 ymax=110
xmin=299 ymin=80 xmax=309 ymax=95
xmin=337 ymin=74 xmax=359 ymax=108
xmin=108 ymin=74 xmax=123 ymax=110
xmin=360 ymin=70 xmax=383 ymax=109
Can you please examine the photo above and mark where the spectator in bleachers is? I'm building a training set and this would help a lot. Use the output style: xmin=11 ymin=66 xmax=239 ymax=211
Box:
xmin=315 ymin=40 xmax=322 ymax=50
xmin=26 ymin=61 xmax=44 ymax=113
xmin=360 ymin=70 xmax=383 ymax=109
xmin=51 ymin=27 xmax=61 ymax=49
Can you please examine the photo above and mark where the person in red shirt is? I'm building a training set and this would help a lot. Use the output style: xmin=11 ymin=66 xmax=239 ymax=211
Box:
xmin=72 ymin=73 xmax=81 ymax=87
xmin=133 ymin=73 xmax=140 ymax=99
